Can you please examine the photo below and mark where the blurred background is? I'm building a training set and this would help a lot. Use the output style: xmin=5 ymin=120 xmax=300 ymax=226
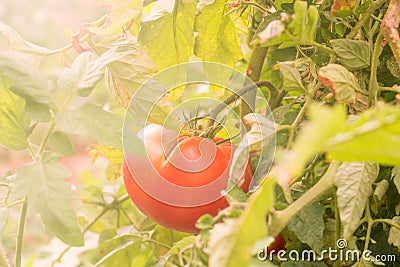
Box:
xmin=0 ymin=1 xmax=111 ymax=265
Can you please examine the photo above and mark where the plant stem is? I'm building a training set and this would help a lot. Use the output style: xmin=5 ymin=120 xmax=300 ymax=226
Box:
xmin=207 ymin=80 xmax=278 ymax=127
xmin=241 ymin=46 xmax=269 ymax=118
xmin=346 ymin=0 xmax=387 ymax=39
xmin=308 ymin=41 xmax=336 ymax=63
xmin=363 ymin=201 xmax=373 ymax=252
xmin=15 ymin=198 xmax=27 ymax=267
xmin=269 ymin=88 xmax=287 ymax=110
xmin=36 ymin=121 xmax=56 ymax=158
xmin=373 ymin=219 xmax=400 ymax=230
xmin=334 ymin=195 xmax=341 ymax=267
xmin=242 ymin=0 xmax=269 ymax=13
xmin=368 ymin=32 xmax=384 ymax=107
xmin=379 ymin=86 xmax=400 ymax=94
xmin=287 ymin=82 xmax=321 ymax=148
xmin=269 ymin=161 xmax=340 ymax=237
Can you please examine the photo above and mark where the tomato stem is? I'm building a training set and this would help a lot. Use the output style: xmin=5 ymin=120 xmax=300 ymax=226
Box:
xmin=207 ymin=80 xmax=278 ymax=128
xmin=15 ymin=197 xmax=27 ymax=267
xmin=268 ymin=161 xmax=339 ymax=237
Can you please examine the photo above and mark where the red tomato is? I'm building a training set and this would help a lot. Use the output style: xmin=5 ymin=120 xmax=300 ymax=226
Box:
xmin=123 ymin=124 xmax=253 ymax=233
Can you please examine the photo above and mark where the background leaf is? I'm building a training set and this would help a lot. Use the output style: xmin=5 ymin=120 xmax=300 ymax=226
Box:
xmin=56 ymin=104 xmax=123 ymax=149
xmin=48 ymin=131 xmax=75 ymax=156
xmin=387 ymin=216 xmax=400 ymax=250
xmin=0 ymin=204 xmax=8 ymax=237
xmin=138 ymin=0 xmax=196 ymax=70
xmin=330 ymin=39 xmax=370 ymax=70
xmin=104 ymin=38 xmax=156 ymax=108
xmin=0 ymin=20 xmax=51 ymax=65
xmin=334 ymin=162 xmax=379 ymax=240
xmin=57 ymin=52 xmax=105 ymax=97
xmin=0 ymin=75 xmax=30 ymax=150
xmin=288 ymin=201 xmax=325 ymax=252
xmin=0 ymin=53 xmax=53 ymax=107
xmin=194 ymin=0 xmax=243 ymax=66
xmin=12 ymin=153 xmax=83 ymax=246
xmin=318 ymin=64 xmax=358 ymax=104
xmin=278 ymin=62 xmax=307 ymax=93
xmin=392 ymin=167 xmax=400 ymax=193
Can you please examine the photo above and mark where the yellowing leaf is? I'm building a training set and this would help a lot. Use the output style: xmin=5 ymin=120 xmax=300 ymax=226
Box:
xmin=194 ymin=0 xmax=243 ymax=66
xmin=330 ymin=0 xmax=357 ymax=17
xmin=318 ymin=64 xmax=358 ymax=104
xmin=138 ymin=0 xmax=196 ymax=70
xmin=101 ymin=146 xmax=123 ymax=164
xmin=0 ymin=75 xmax=30 ymax=150
xmin=104 ymin=38 xmax=156 ymax=109
xmin=105 ymin=161 xmax=122 ymax=181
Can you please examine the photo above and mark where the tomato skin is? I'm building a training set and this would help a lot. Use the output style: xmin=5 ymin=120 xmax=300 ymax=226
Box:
xmin=267 ymin=233 xmax=286 ymax=254
xmin=123 ymin=124 xmax=252 ymax=233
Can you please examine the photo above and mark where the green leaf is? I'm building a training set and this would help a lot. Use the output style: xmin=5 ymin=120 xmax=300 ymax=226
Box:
xmin=196 ymin=214 xmax=215 ymax=230
xmin=208 ymin=178 xmax=276 ymax=267
xmin=104 ymin=38 xmax=156 ymax=108
xmin=334 ymin=162 xmax=379 ymax=240
xmin=94 ymin=239 xmax=144 ymax=267
xmin=168 ymin=236 xmax=196 ymax=255
xmin=288 ymin=201 xmax=325 ymax=252
xmin=0 ymin=75 xmax=30 ymax=150
xmin=0 ymin=53 xmax=53 ymax=107
xmin=85 ymin=234 xmax=139 ymax=264
xmin=278 ymin=62 xmax=307 ymax=93
xmin=330 ymin=39 xmax=370 ymax=70
xmin=12 ymin=153 xmax=83 ymax=246
xmin=48 ymin=131 xmax=75 ymax=156
xmin=323 ymin=218 xmax=336 ymax=249
xmin=387 ymin=216 xmax=400 ymax=250
xmin=151 ymin=225 xmax=189 ymax=256
xmin=138 ymin=0 xmax=196 ymax=70
xmin=326 ymin=106 xmax=400 ymax=165
xmin=373 ymin=179 xmax=390 ymax=201
xmin=0 ymin=204 xmax=8 ymax=237
xmin=290 ymin=1 xmax=319 ymax=44
xmin=195 ymin=0 xmax=243 ymax=66
xmin=276 ymin=105 xmax=347 ymax=183
xmin=318 ymin=64 xmax=358 ymax=104
xmin=25 ymin=101 xmax=51 ymax=122
xmin=393 ymin=167 xmax=400 ymax=193
xmin=55 ymin=104 xmax=122 ymax=150
xmin=57 ymin=52 xmax=105 ymax=97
